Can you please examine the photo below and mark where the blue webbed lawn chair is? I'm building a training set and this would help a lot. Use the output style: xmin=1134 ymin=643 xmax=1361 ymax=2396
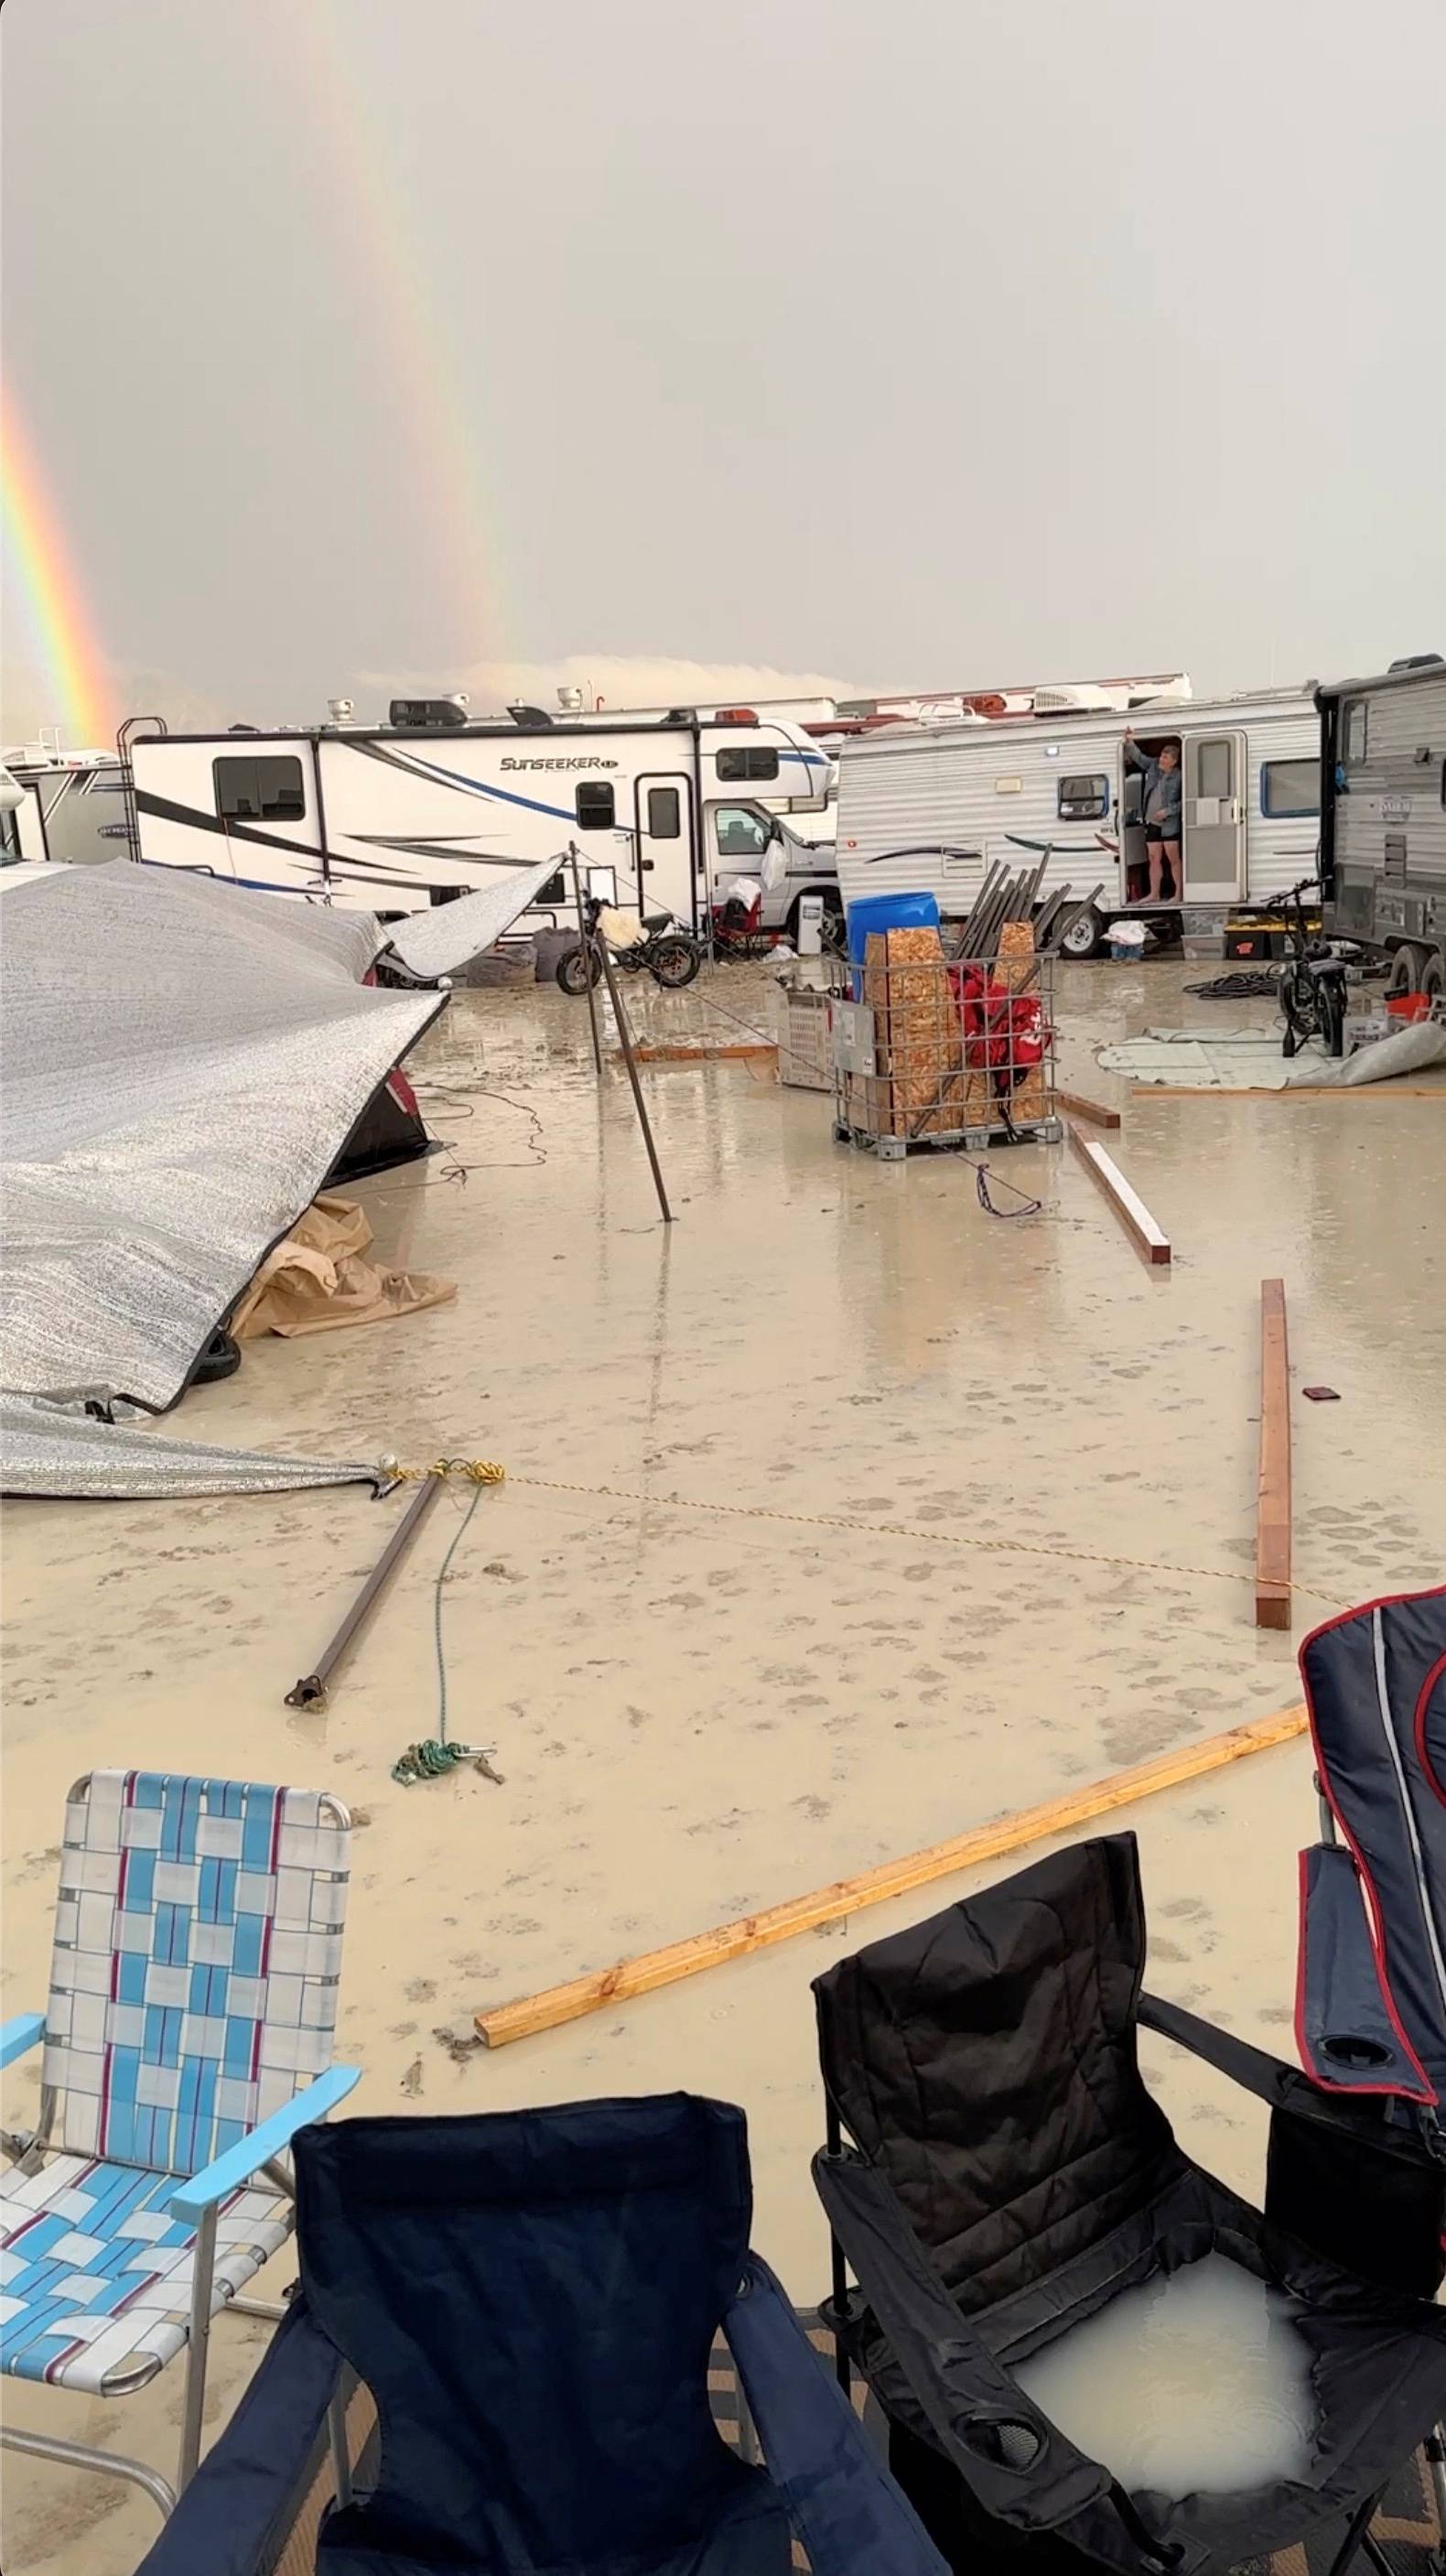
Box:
xmin=0 ymin=1769 xmax=359 ymax=2517
xmin=134 ymin=2094 xmax=950 ymax=2575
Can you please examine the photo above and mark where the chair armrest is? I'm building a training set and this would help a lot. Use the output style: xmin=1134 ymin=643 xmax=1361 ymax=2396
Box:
xmin=725 ymin=2251 xmax=949 ymax=2575
xmin=169 ymin=2065 xmax=360 ymax=2221
xmin=0 ymin=2013 xmax=46 ymax=2071
xmin=131 ymin=2300 xmax=340 ymax=2576
xmin=1138 ymin=1991 xmax=1302 ymax=2109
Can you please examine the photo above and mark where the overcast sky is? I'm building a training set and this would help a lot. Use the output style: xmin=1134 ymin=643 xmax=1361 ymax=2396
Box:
xmin=4 ymin=0 xmax=1444 ymax=739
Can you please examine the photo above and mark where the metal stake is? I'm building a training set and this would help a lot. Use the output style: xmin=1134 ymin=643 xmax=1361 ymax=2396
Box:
xmin=567 ymin=844 xmax=605 ymax=1080
xmin=595 ymin=924 xmax=674 ymax=1226
xmin=285 ymin=1474 xmax=444 ymax=1710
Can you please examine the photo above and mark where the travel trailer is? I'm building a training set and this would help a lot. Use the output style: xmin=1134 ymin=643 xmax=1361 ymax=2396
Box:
xmin=1317 ymin=656 xmax=1445 ymax=995
xmin=833 ymin=687 xmax=1322 ymax=954
xmin=124 ymin=704 xmax=836 ymax=937
xmin=2 ymin=751 xmax=130 ymax=866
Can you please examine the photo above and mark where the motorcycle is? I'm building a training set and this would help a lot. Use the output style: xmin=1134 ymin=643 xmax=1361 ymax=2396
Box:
xmin=555 ymin=893 xmax=701 ymax=996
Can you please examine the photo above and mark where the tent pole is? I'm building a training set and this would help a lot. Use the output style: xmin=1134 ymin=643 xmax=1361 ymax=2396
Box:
xmin=568 ymin=844 xmax=605 ymax=1080
xmin=585 ymin=870 xmax=674 ymax=1228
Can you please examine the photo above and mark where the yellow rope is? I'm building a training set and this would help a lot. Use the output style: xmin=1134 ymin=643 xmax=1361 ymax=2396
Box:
xmin=386 ymin=1457 xmax=507 ymax=1487
xmin=381 ymin=1458 xmax=1336 ymax=1606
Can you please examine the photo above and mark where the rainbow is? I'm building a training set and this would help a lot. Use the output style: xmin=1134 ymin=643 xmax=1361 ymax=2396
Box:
xmin=279 ymin=0 xmax=507 ymax=661
xmin=1 ymin=383 xmax=113 ymax=750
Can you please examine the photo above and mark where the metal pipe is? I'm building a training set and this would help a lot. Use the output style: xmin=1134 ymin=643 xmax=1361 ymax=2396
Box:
xmin=178 ymin=2203 xmax=219 ymax=2488
xmin=0 ymin=2424 xmax=177 ymax=2520
xmin=285 ymin=1475 xmax=444 ymax=1710
xmin=567 ymin=844 xmax=605 ymax=1079
xmin=594 ymin=916 xmax=674 ymax=1228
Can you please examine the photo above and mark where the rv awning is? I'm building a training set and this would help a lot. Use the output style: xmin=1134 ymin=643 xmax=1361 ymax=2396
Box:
xmin=0 ymin=862 xmax=444 ymax=1416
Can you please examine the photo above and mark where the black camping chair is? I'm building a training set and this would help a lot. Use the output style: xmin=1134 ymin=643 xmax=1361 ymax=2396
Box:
xmin=134 ymin=2093 xmax=949 ymax=2576
xmin=813 ymin=1832 xmax=1446 ymax=2576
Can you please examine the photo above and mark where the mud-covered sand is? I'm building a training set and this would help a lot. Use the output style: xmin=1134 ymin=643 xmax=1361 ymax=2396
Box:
xmin=4 ymin=958 xmax=1442 ymax=2571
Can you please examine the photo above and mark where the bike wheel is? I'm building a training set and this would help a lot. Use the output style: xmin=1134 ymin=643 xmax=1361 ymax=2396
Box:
xmin=1319 ymin=976 xmax=1345 ymax=1059
xmin=651 ymin=936 xmax=701 ymax=990
xmin=556 ymin=943 xmax=601 ymax=997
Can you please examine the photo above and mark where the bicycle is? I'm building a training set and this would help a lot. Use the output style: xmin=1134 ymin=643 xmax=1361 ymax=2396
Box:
xmin=555 ymin=893 xmax=701 ymax=996
xmin=1278 ymin=875 xmax=1346 ymax=1060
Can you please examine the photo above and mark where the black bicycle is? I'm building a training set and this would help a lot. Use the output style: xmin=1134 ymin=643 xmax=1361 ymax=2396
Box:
xmin=556 ymin=893 xmax=701 ymax=996
xmin=1279 ymin=875 xmax=1346 ymax=1059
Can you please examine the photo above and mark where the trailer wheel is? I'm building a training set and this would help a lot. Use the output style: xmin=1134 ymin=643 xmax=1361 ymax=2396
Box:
xmin=1386 ymin=945 xmax=1429 ymax=997
xmin=1421 ymin=951 xmax=1444 ymax=1003
xmin=1060 ymin=904 xmax=1106 ymax=960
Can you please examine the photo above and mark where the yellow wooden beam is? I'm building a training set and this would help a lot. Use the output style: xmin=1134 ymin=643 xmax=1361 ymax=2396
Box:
xmin=475 ymin=1701 xmax=1308 ymax=2050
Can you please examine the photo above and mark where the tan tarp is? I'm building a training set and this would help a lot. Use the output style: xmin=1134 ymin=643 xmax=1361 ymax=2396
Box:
xmin=232 ymin=1194 xmax=456 ymax=1340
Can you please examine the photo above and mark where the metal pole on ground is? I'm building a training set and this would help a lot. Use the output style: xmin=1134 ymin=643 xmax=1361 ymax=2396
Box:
xmin=567 ymin=844 xmax=605 ymax=1080
xmin=284 ymin=1473 xmax=444 ymax=1709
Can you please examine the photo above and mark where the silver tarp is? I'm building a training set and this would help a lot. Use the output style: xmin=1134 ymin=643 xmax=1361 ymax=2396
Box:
xmin=0 ymin=863 xmax=444 ymax=1415
xmin=0 ymin=1393 xmax=387 ymax=1500
xmin=381 ymin=852 xmax=567 ymax=981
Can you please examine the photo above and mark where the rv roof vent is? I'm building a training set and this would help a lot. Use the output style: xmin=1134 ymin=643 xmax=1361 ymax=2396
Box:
xmin=714 ymin=707 xmax=758 ymax=724
xmin=390 ymin=698 xmax=469 ymax=729
xmin=1387 ymin=653 xmax=1443 ymax=671
xmin=507 ymin=703 xmax=554 ymax=728
xmin=1031 ymin=688 xmax=1090 ymax=715
xmin=556 ymin=686 xmax=585 ymax=713
xmin=664 ymin=707 xmax=699 ymax=725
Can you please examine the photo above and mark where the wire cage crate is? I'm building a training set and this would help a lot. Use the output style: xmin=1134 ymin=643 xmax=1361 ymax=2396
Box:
xmin=831 ymin=923 xmax=1061 ymax=1157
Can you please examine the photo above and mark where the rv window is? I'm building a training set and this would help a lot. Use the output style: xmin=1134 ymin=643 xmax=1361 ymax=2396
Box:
xmin=1196 ymin=740 xmax=1234 ymax=800
xmin=1343 ymin=700 xmax=1368 ymax=765
xmin=715 ymin=806 xmax=771 ymax=861
xmin=1260 ymin=759 xmax=1320 ymax=818
xmin=647 ymin=786 xmax=681 ymax=839
xmin=575 ymin=781 xmax=616 ymax=830
xmin=1057 ymin=774 xmax=1109 ymax=822
xmin=213 ymin=756 xmax=305 ymax=823
xmin=716 ymin=746 xmax=780 ymax=783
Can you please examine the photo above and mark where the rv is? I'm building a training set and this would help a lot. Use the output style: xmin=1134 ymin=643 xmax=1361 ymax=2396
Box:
xmin=124 ymin=704 xmax=836 ymax=938
xmin=2 ymin=751 xmax=131 ymax=867
xmin=1317 ymin=657 xmax=1445 ymax=997
xmin=832 ymin=687 xmax=1322 ymax=955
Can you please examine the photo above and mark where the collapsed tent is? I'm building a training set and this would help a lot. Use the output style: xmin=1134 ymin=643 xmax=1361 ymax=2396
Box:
xmin=0 ymin=863 xmax=444 ymax=1416
xmin=379 ymin=853 xmax=569 ymax=983
xmin=0 ymin=1393 xmax=389 ymax=1501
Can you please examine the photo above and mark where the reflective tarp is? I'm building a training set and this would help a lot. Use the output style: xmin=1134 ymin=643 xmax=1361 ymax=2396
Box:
xmin=0 ymin=1393 xmax=386 ymax=1501
xmin=0 ymin=863 xmax=443 ymax=1414
xmin=381 ymin=852 xmax=567 ymax=982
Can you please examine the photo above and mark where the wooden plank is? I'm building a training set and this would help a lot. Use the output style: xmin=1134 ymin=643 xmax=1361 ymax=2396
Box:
xmin=1134 ymin=1085 xmax=1446 ymax=1100
xmin=1256 ymin=1277 xmax=1292 ymax=1630
xmin=1056 ymin=1088 xmax=1122 ymax=1130
xmin=628 ymin=1042 xmax=776 ymax=1064
xmin=475 ymin=1701 xmax=1308 ymax=2049
xmin=1066 ymin=1124 xmax=1171 ymax=1263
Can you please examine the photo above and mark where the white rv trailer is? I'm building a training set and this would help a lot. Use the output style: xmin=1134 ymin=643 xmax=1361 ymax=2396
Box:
xmin=125 ymin=706 xmax=836 ymax=937
xmin=2 ymin=752 xmax=131 ymax=866
xmin=1317 ymin=657 xmax=1446 ymax=993
xmin=833 ymin=687 xmax=1322 ymax=954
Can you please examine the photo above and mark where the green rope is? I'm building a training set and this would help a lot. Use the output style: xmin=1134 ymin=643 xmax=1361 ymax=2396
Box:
xmin=391 ymin=1482 xmax=502 ymax=1788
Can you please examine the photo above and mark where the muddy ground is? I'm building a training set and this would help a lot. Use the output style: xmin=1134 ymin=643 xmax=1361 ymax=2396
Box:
xmin=3 ymin=957 xmax=1442 ymax=2571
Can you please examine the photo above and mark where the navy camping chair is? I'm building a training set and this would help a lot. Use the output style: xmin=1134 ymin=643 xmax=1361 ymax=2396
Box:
xmin=135 ymin=2093 xmax=949 ymax=2576
xmin=813 ymin=1831 xmax=1446 ymax=2576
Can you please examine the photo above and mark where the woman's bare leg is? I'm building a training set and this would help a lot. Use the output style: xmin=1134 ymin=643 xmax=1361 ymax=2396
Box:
xmin=1148 ymin=841 xmax=1165 ymax=900
xmin=1163 ymin=838 xmax=1182 ymax=899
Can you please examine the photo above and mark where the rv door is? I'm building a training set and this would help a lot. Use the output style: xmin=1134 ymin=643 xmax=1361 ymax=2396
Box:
xmin=633 ymin=773 xmax=696 ymax=925
xmin=1182 ymin=731 xmax=1246 ymax=903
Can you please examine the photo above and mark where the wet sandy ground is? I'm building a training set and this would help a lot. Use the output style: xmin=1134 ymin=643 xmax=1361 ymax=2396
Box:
xmin=3 ymin=957 xmax=1443 ymax=2571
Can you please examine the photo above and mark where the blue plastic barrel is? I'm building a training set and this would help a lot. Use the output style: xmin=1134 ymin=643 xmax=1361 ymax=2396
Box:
xmin=847 ymin=891 xmax=940 ymax=996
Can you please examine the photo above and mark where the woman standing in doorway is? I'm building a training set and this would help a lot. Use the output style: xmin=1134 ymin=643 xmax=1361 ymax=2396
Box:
xmin=1124 ymin=731 xmax=1182 ymax=903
